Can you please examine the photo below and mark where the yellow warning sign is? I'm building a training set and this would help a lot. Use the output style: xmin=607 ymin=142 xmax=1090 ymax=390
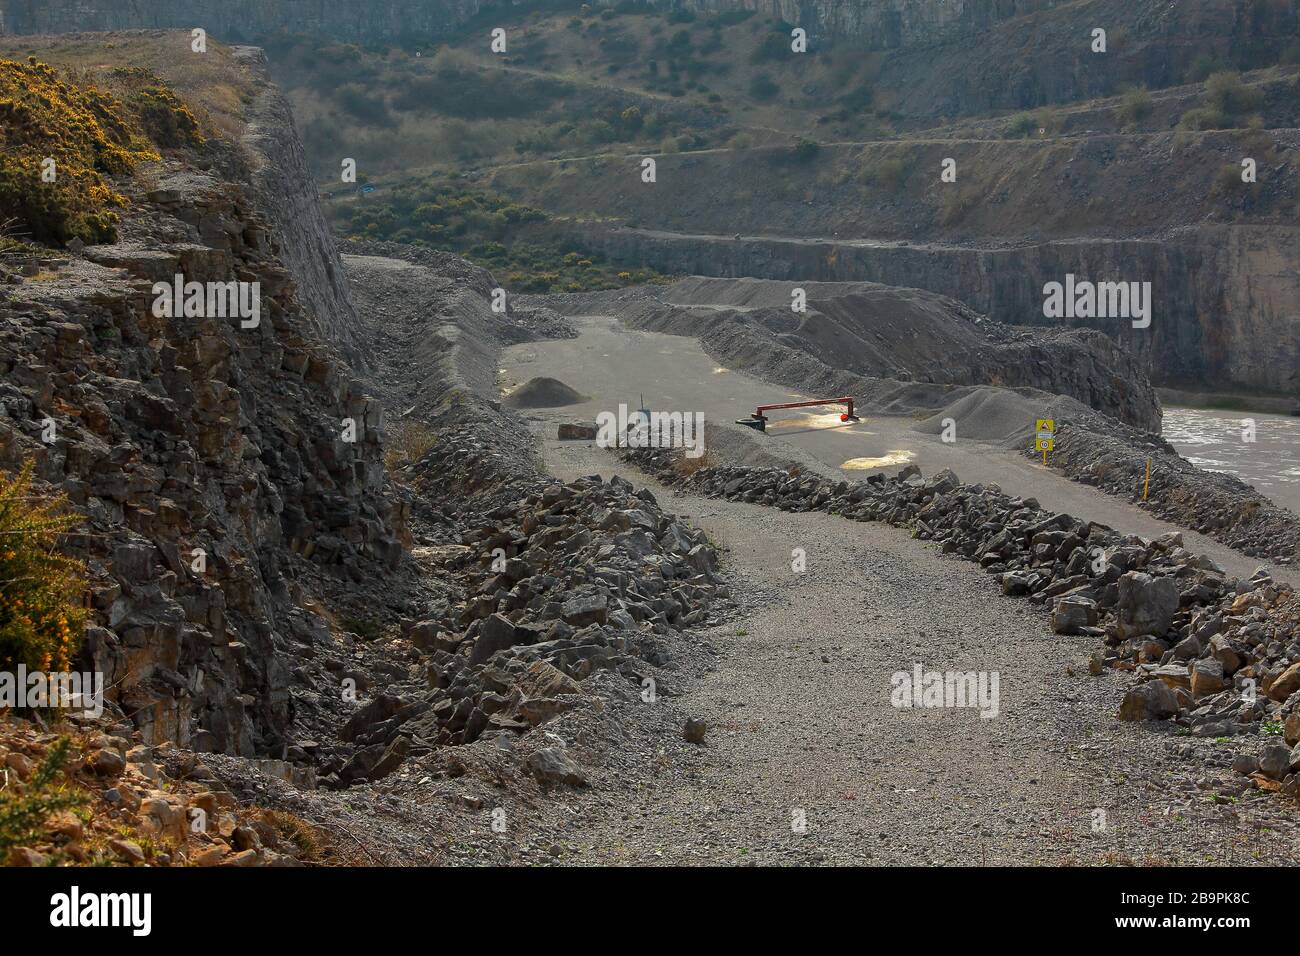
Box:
xmin=1035 ymin=419 xmax=1055 ymax=453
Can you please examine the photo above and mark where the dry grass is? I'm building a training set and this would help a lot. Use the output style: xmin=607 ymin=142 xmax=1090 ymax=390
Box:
xmin=671 ymin=449 xmax=716 ymax=478
xmin=383 ymin=419 xmax=437 ymax=473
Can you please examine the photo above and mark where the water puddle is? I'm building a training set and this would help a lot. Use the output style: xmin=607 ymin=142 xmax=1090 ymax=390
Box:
xmin=841 ymin=450 xmax=915 ymax=470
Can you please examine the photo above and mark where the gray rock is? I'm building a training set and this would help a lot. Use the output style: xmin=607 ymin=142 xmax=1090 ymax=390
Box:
xmin=1116 ymin=572 xmax=1179 ymax=638
xmin=1117 ymin=680 xmax=1179 ymax=721
xmin=1231 ymin=752 xmax=1259 ymax=776
xmin=1258 ymin=744 xmax=1293 ymax=780
xmin=683 ymin=717 xmax=708 ymax=744
xmin=527 ymin=747 xmax=588 ymax=788
xmin=1051 ymin=595 xmax=1097 ymax=635
xmin=1190 ymin=658 xmax=1227 ymax=699
xmin=561 ymin=590 xmax=608 ymax=628
xmin=470 ymin=613 xmax=522 ymax=665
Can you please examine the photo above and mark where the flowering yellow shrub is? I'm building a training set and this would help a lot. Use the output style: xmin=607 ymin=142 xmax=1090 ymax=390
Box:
xmin=0 ymin=58 xmax=200 ymax=245
xmin=0 ymin=461 xmax=86 ymax=672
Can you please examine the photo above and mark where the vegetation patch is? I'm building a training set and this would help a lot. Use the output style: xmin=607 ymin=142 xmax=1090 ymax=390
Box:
xmin=1178 ymin=72 xmax=1265 ymax=130
xmin=0 ymin=58 xmax=202 ymax=245
xmin=0 ymin=737 xmax=85 ymax=859
xmin=333 ymin=177 xmax=667 ymax=291
xmin=0 ymin=460 xmax=87 ymax=673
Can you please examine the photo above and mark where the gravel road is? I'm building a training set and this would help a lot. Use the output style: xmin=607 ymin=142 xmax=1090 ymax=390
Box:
xmin=516 ymin=435 xmax=1300 ymax=866
xmin=486 ymin=315 xmax=1300 ymax=866
xmin=501 ymin=315 xmax=1295 ymax=586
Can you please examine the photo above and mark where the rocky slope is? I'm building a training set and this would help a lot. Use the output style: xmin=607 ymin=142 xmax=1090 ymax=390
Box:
xmin=563 ymin=276 xmax=1162 ymax=430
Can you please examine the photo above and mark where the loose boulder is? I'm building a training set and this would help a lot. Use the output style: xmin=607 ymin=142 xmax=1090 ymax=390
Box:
xmin=1116 ymin=572 xmax=1179 ymax=638
xmin=1117 ymin=680 xmax=1179 ymax=721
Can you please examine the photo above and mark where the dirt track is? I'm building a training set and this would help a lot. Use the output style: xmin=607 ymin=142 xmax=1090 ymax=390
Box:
xmin=524 ymin=433 xmax=1300 ymax=865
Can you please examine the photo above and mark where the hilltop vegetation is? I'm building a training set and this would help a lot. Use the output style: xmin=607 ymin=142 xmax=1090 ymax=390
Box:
xmin=331 ymin=176 xmax=666 ymax=290
xmin=263 ymin=4 xmax=913 ymax=183
xmin=0 ymin=58 xmax=189 ymax=244
xmin=270 ymin=2 xmax=1300 ymax=255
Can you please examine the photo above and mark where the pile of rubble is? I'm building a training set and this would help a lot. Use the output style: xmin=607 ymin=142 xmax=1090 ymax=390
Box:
xmin=0 ymin=712 xmax=337 ymax=867
xmin=628 ymin=447 xmax=1300 ymax=801
xmin=309 ymin=470 xmax=727 ymax=789
xmin=1032 ymin=416 xmax=1300 ymax=563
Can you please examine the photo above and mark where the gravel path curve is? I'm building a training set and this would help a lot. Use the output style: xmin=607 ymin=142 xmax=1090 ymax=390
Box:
xmin=532 ymin=436 xmax=1300 ymax=866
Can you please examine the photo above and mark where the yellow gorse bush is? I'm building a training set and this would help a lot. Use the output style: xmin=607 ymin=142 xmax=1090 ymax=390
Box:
xmin=0 ymin=461 xmax=87 ymax=673
xmin=0 ymin=58 xmax=202 ymax=245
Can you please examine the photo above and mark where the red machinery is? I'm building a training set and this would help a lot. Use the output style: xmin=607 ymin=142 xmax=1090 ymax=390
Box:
xmin=736 ymin=397 xmax=859 ymax=432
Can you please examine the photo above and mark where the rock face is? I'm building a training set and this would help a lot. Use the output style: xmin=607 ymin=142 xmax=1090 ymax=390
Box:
xmin=231 ymin=46 xmax=366 ymax=369
xmin=0 ymin=0 xmax=489 ymax=42
xmin=551 ymin=223 xmax=1300 ymax=397
xmin=0 ymin=67 xmax=406 ymax=756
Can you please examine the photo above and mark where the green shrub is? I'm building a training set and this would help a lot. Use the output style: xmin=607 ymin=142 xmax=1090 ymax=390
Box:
xmin=791 ymin=138 xmax=821 ymax=163
xmin=130 ymin=87 xmax=204 ymax=147
xmin=1186 ymin=54 xmax=1221 ymax=83
xmin=1214 ymin=162 xmax=1249 ymax=194
xmin=0 ymin=738 xmax=86 ymax=856
xmin=1007 ymin=112 xmax=1037 ymax=137
xmin=1205 ymin=71 xmax=1264 ymax=117
xmin=0 ymin=460 xmax=87 ymax=673
xmin=1116 ymin=87 xmax=1153 ymax=128
xmin=1177 ymin=106 xmax=1231 ymax=130
xmin=110 ymin=68 xmax=204 ymax=148
xmin=862 ymin=156 xmax=909 ymax=189
xmin=0 ymin=58 xmax=172 ymax=244
xmin=751 ymin=32 xmax=789 ymax=63
xmin=749 ymin=74 xmax=779 ymax=101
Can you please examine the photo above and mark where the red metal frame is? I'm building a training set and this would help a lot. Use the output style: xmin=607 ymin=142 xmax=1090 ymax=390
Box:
xmin=752 ymin=397 xmax=857 ymax=424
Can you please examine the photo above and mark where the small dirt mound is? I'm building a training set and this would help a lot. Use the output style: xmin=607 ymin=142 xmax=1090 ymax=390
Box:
xmin=913 ymin=387 xmax=1041 ymax=446
xmin=504 ymin=376 xmax=586 ymax=408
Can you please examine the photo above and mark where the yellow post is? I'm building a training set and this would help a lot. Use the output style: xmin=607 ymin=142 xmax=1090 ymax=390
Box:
xmin=1143 ymin=458 xmax=1151 ymax=500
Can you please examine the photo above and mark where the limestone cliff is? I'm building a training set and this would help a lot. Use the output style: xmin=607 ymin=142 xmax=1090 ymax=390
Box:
xmin=555 ymin=223 xmax=1300 ymax=397
xmin=0 ymin=46 xmax=407 ymax=756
